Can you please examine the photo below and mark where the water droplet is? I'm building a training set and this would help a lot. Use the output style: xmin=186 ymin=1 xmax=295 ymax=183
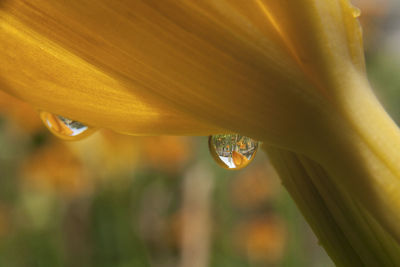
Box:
xmin=351 ymin=6 xmax=361 ymax=18
xmin=208 ymin=134 xmax=259 ymax=170
xmin=39 ymin=111 xmax=96 ymax=140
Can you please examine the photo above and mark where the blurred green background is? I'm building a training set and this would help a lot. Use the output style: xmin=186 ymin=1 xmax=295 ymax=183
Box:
xmin=0 ymin=0 xmax=399 ymax=266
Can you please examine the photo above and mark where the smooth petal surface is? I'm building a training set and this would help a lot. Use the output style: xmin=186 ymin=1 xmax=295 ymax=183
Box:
xmin=0 ymin=9 xmax=223 ymax=136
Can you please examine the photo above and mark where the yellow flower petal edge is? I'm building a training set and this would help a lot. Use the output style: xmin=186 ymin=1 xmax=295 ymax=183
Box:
xmin=267 ymin=147 xmax=400 ymax=266
xmin=2 ymin=0 xmax=400 ymax=264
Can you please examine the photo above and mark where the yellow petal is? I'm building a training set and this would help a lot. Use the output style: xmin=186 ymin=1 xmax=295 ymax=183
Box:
xmin=0 ymin=0 xmax=332 ymax=147
xmin=0 ymin=12 xmax=225 ymax=135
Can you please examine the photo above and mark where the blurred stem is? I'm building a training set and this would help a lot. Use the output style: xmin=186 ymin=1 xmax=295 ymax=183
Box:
xmin=179 ymin=163 xmax=214 ymax=267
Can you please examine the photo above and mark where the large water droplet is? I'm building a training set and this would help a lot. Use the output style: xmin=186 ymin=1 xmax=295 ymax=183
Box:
xmin=208 ymin=134 xmax=259 ymax=170
xmin=39 ymin=111 xmax=96 ymax=140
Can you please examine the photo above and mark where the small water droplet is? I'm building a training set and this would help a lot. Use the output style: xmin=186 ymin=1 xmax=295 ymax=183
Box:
xmin=208 ymin=134 xmax=259 ymax=170
xmin=39 ymin=111 xmax=96 ymax=140
xmin=351 ymin=6 xmax=361 ymax=18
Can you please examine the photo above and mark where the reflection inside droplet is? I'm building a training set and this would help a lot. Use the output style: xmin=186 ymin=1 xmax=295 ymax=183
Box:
xmin=56 ymin=116 xmax=88 ymax=136
xmin=39 ymin=111 xmax=96 ymax=140
xmin=208 ymin=134 xmax=259 ymax=170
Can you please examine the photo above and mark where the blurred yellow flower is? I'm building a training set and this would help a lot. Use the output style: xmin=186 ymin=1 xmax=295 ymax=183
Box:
xmin=67 ymin=130 xmax=140 ymax=179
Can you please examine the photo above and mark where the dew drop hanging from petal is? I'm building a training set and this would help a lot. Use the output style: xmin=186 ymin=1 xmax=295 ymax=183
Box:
xmin=350 ymin=5 xmax=361 ymax=18
xmin=208 ymin=134 xmax=259 ymax=170
xmin=39 ymin=111 xmax=96 ymax=141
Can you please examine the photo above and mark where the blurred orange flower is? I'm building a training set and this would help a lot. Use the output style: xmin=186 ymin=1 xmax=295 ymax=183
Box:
xmin=0 ymin=91 xmax=42 ymax=133
xmin=141 ymin=136 xmax=193 ymax=174
xmin=230 ymin=164 xmax=279 ymax=210
xmin=21 ymin=141 xmax=92 ymax=197
xmin=233 ymin=216 xmax=287 ymax=264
